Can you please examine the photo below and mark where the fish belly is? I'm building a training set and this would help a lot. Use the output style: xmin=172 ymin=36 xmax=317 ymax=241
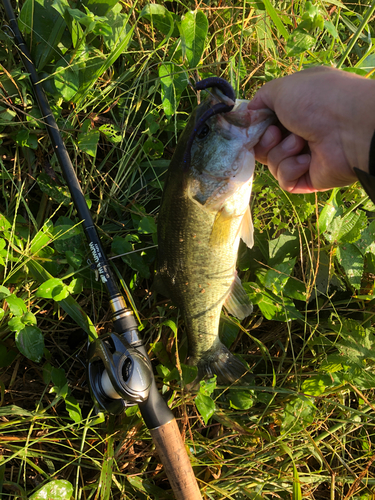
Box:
xmin=158 ymin=191 xmax=251 ymax=384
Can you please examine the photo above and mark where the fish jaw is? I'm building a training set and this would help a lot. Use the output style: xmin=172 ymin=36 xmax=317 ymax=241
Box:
xmin=188 ymin=99 xmax=275 ymax=211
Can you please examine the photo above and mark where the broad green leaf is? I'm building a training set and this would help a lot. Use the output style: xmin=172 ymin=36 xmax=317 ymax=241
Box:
xmin=319 ymin=354 xmax=348 ymax=373
xmin=219 ymin=315 xmax=240 ymax=349
xmin=180 ymin=10 xmax=208 ymax=68
xmin=54 ymin=61 xmax=80 ymax=101
xmin=340 ymin=210 xmax=367 ymax=243
xmin=357 ymin=53 xmax=375 ymax=71
xmin=127 ymin=475 xmax=174 ymax=496
xmin=268 ymin=233 xmax=299 ymax=265
xmin=29 ymin=480 xmax=73 ymax=500
xmin=331 ymin=318 xmax=375 ymax=367
xmin=73 ymin=20 xmax=134 ymax=104
xmin=15 ymin=326 xmax=44 ymax=363
xmin=8 ymin=316 xmax=25 ymax=333
xmin=301 ymin=375 xmax=332 ymax=396
xmin=15 ymin=129 xmax=38 ymax=149
xmin=245 ymin=282 xmax=303 ymax=322
xmin=37 ymin=172 xmax=71 ymax=206
xmin=103 ymin=6 xmax=131 ymax=51
xmin=65 ymin=394 xmax=83 ymax=422
xmin=262 ymin=0 xmax=289 ymax=39
xmin=161 ymin=318 xmax=178 ymax=335
xmin=283 ymin=277 xmax=307 ymax=301
xmin=99 ymin=123 xmax=122 ymax=144
xmin=199 ymin=376 xmax=216 ymax=397
xmin=324 ymin=19 xmax=339 ymax=38
xmin=66 ymin=250 xmax=83 ymax=269
xmin=195 ymin=393 xmax=215 ymax=424
xmin=355 ymin=220 xmax=375 ymax=254
xmin=0 ymin=214 xmax=12 ymax=232
xmin=318 ymin=188 xmax=339 ymax=233
xmin=228 ymin=389 xmax=254 ymax=410
xmin=137 ymin=216 xmax=157 ymax=234
xmin=181 ymin=364 xmax=198 ymax=386
xmin=30 ymin=231 xmax=52 ymax=254
xmin=51 ymin=221 xmax=84 ymax=253
xmin=159 ymin=63 xmax=188 ymax=117
xmin=36 ymin=278 xmax=69 ymax=301
xmin=0 ymin=285 xmax=10 ymax=298
xmin=143 ymin=138 xmax=164 ymax=158
xmin=8 ymin=312 xmax=36 ymax=333
xmin=112 ymin=236 xmax=151 ymax=279
xmin=52 ymin=366 xmax=67 ymax=388
xmin=336 ymin=243 xmax=364 ymax=290
xmin=22 ymin=312 xmax=37 ymax=326
xmin=281 ymin=397 xmax=315 ymax=434
xmin=6 ymin=294 xmax=27 ymax=316
xmin=68 ymin=7 xmax=111 ymax=35
xmin=326 ymin=209 xmax=366 ymax=243
xmin=0 ymin=107 xmax=17 ymax=124
xmin=82 ymin=0 xmax=119 ymax=16
xmin=51 ymin=382 xmax=69 ymax=398
xmin=77 ymin=129 xmax=100 ymax=157
xmin=67 ymin=278 xmax=83 ymax=294
xmin=43 ymin=362 xmax=53 ymax=384
xmin=286 ymin=30 xmax=316 ymax=56
xmin=28 ymin=261 xmax=97 ymax=341
xmin=19 ymin=0 xmax=67 ymax=70
xmin=264 ymin=258 xmax=296 ymax=294
xmin=140 ymin=4 xmax=174 ymax=37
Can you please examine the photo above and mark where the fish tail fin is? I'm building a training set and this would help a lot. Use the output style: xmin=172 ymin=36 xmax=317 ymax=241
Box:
xmin=191 ymin=343 xmax=252 ymax=385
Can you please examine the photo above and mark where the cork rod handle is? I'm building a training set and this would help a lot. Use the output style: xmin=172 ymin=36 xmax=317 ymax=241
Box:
xmin=150 ymin=419 xmax=202 ymax=500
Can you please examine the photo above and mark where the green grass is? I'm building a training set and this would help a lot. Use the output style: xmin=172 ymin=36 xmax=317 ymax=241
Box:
xmin=2 ymin=0 xmax=375 ymax=498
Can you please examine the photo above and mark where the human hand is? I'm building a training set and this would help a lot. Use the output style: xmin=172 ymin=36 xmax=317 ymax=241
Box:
xmin=248 ymin=66 xmax=375 ymax=193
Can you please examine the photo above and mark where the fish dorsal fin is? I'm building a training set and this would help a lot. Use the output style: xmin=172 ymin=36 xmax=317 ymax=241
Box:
xmin=224 ymin=273 xmax=253 ymax=320
xmin=240 ymin=205 xmax=254 ymax=249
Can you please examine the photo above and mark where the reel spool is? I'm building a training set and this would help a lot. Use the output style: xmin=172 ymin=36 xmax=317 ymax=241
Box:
xmin=87 ymin=333 xmax=152 ymax=415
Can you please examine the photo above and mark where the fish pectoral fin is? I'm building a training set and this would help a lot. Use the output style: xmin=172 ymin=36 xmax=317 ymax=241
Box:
xmin=240 ymin=205 xmax=254 ymax=249
xmin=209 ymin=207 xmax=234 ymax=247
xmin=224 ymin=273 xmax=253 ymax=320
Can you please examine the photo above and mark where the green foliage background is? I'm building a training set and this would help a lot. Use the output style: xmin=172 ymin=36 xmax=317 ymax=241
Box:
xmin=2 ymin=0 xmax=375 ymax=498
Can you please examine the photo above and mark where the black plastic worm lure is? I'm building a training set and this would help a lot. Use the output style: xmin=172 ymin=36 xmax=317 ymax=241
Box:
xmin=183 ymin=77 xmax=236 ymax=170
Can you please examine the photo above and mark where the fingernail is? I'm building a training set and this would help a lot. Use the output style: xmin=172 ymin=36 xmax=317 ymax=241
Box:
xmin=259 ymin=128 xmax=275 ymax=148
xmin=282 ymin=134 xmax=297 ymax=151
xmin=296 ymin=154 xmax=310 ymax=165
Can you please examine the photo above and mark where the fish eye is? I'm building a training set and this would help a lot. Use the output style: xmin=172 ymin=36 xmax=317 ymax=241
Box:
xmin=196 ymin=124 xmax=210 ymax=140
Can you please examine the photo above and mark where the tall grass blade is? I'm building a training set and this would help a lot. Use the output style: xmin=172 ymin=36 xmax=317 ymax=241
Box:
xmin=262 ymin=0 xmax=289 ymax=39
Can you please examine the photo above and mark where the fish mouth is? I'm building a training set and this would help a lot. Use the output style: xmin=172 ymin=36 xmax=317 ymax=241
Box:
xmin=214 ymin=99 xmax=276 ymax=147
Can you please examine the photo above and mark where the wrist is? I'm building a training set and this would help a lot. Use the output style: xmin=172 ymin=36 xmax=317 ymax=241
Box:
xmin=340 ymin=76 xmax=375 ymax=175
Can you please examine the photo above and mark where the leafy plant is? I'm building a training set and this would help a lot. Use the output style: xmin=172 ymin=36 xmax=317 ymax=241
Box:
xmin=2 ymin=0 xmax=375 ymax=498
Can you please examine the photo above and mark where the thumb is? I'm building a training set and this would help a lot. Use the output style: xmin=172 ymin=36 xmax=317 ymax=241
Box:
xmin=247 ymin=81 xmax=278 ymax=111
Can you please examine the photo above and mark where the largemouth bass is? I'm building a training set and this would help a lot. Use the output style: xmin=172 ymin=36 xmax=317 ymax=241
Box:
xmin=157 ymin=79 xmax=275 ymax=384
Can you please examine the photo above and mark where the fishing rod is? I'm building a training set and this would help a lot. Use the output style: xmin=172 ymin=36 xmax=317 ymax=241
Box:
xmin=1 ymin=1 xmax=202 ymax=498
